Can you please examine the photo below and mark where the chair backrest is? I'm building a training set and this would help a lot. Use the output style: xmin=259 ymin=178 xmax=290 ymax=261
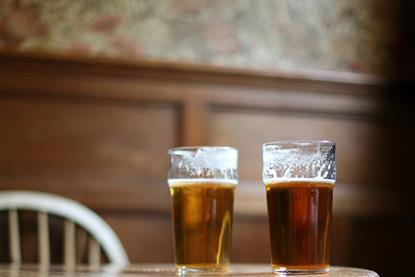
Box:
xmin=0 ymin=191 xmax=129 ymax=267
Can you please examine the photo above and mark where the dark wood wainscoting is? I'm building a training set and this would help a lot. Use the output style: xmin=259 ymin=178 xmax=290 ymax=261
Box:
xmin=0 ymin=52 xmax=412 ymax=276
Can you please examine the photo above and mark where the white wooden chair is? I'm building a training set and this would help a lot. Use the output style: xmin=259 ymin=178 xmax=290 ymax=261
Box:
xmin=0 ymin=191 xmax=129 ymax=267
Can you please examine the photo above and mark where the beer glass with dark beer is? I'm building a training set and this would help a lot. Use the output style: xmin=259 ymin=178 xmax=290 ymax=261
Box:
xmin=168 ymin=146 xmax=238 ymax=272
xmin=263 ymin=141 xmax=335 ymax=274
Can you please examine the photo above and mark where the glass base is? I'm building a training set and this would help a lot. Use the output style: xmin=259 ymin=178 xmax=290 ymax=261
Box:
xmin=273 ymin=266 xmax=330 ymax=275
xmin=176 ymin=264 xmax=229 ymax=274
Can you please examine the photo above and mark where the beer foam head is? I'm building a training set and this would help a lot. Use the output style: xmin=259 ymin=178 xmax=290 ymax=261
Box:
xmin=168 ymin=178 xmax=237 ymax=186
xmin=263 ymin=177 xmax=335 ymax=186
xmin=263 ymin=140 xmax=336 ymax=182
xmin=168 ymin=146 xmax=238 ymax=182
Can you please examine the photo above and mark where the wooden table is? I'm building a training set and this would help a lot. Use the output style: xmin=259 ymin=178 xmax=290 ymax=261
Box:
xmin=0 ymin=264 xmax=379 ymax=276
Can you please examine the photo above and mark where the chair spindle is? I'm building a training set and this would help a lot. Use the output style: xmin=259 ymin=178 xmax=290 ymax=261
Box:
xmin=88 ymin=238 xmax=101 ymax=268
xmin=8 ymin=209 xmax=21 ymax=264
xmin=37 ymin=212 xmax=50 ymax=266
xmin=64 ymin=220 xmax=76 ymax=269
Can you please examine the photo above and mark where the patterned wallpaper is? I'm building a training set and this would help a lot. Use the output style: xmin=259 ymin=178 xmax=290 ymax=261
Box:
xmin=0 ymin=0 xmax=399 ymax=74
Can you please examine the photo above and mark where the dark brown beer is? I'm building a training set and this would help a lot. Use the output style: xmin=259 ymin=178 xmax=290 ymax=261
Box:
xmin=169 ymin=180 xmax=235 ymax=271
xmin=265 ymin=179 xmax=333 ymax=272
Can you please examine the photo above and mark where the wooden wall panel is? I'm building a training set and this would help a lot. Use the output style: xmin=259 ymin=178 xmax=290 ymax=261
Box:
xmin=231 ymin=218 xmax=270 ymax=263
xmin=0 ymin=97 xmax=178 ymax=212
xmin=0 ymin=98 xmax=178 ymax=182
xmin=0 ymin=52 xmax=411 ymax=276
xmin=102 ymin=213 xmax=174 ymax=263
xmin=211 ymin=108 xmax=385 ymax=186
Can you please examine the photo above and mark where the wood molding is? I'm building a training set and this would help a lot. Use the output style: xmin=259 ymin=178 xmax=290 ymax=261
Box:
xmin=0 ymin=51 xmax=387 ymax=120
xmin=0 ymin=50 xmax=387 ymax=93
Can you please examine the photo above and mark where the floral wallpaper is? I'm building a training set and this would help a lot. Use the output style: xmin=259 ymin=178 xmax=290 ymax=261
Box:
xmin=0 ymin=0 xmax=399 ymax=74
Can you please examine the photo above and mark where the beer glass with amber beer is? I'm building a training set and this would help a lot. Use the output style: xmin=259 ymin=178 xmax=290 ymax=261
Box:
xmin=168 ymin=146 xmax=238 ymax=272
xmin=263 ymin=141 xmax=335 ymax=274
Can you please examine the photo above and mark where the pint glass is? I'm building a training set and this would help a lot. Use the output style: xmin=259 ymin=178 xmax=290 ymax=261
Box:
xmin=168 ymin=146 xmax=238 ymax=272
xmin=263 ymin=141 xmax=336 ymax=274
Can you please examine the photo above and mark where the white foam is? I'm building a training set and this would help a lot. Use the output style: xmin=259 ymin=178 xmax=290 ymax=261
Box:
xmin=168 ymin=178 xmax=237 ymax=187
xmin=262 ymin=144 xmax=336 ymax=180
xmin=170 ymin=147 xmax=238 ymax=171
xmin=263 ymin=178 xmax=335 ymax=185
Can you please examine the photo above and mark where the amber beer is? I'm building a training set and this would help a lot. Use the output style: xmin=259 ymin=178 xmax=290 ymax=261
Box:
xmin=266 ymin=179 xmax=334 ymax=272
xmin=168 ymin=146 xmax=238 ymax=272
xmin=263 ymin=141 xmax=336 ymax=274
xmin=169 ymin=179 xmax=235 ymax=271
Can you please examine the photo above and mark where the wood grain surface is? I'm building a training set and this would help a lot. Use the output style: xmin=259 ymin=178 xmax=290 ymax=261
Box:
xmin=0 ymin=51 xmax=412 ymax=277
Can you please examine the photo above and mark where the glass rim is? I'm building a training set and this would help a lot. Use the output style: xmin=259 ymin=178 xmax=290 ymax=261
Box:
xmin=168 ymin=146 xmax=237 ymax=155
xmin=263 ymin=140 xmax=335 ymax=148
